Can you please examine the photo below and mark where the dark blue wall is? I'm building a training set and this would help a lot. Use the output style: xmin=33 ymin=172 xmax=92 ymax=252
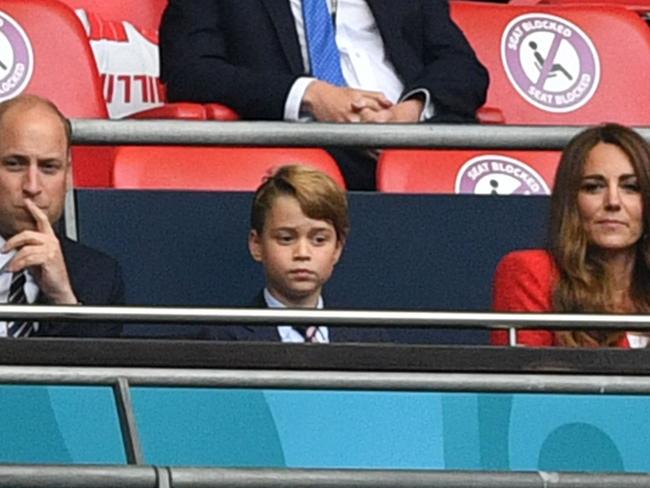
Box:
xmin=75 ymin=191 xmax=549 ymax=343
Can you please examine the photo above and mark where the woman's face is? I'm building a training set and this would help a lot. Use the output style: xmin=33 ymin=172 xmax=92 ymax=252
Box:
xmin=577 ymin=142 xmax=644 ymax=252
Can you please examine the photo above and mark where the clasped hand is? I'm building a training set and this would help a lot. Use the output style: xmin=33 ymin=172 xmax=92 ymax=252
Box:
xmin=2 ymin=198 xmax=77 ymax=304
xmin=303 ymin=81 xmax=422 ymax=123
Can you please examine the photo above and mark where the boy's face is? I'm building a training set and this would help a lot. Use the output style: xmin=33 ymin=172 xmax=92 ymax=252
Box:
xmin=249 ymin=195 xmax=343 ymax=308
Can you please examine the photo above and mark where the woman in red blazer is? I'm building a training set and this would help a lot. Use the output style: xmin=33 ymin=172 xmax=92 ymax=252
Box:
xmin=492 ymin=123 xmax=650 ymax=348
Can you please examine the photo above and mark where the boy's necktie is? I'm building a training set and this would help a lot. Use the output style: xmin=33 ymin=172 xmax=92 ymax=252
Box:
xmin=302 ymin=0 xmax=346 ymax=86
xmin=294 ymin=325 xmax=319 ymax=343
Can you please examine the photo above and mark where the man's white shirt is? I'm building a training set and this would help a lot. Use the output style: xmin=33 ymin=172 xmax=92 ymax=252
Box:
xmin=285 ymin=0 xmax=432 ymax=121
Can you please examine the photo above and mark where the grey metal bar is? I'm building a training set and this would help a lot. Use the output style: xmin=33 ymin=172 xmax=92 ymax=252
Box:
xmin=0 ymin=465 xmax=156 ymax=488
xmin=63 ymin=188 xmax=77 ymax=241
xmin=113 ymin=377 xmax=145 ymax=465
xmin=170 ymin=467 xmax=650 ymax=488
xmin=3 ymin=366 xmax=650 ymax=394
xmin=155 ymin=467 xmax=172 ymax=488
xmin=0 ymin=466 xmax=648 ymax=488
xmin=0 ymin=305 xmax=649 ymax=330
xmin=70 ymin=119 xmax=650 ymax=149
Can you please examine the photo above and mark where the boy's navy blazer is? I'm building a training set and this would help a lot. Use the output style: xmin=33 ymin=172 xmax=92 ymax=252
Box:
xmin=34 ymin=235 xmax=125 ymax=337
xmin=211 ymin=292 xmax=389 ymax=343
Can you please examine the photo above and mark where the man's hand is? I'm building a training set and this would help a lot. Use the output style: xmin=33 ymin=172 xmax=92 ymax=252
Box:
xmin=358 ymin=98 xmax=424 ymax=123
xmin=302 ymin=80 xmax=393 ymax=122
xmin=2 ymin=199 xmax=77 ymax=304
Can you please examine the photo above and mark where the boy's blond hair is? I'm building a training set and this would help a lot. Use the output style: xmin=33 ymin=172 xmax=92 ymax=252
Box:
xmin=251 ymin=165 xmax=349 ymax=242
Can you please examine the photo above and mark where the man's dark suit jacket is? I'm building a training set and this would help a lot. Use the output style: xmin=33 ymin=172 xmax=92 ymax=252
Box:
xmin=209 ymin=292 xmax=389 ymax=343
xmin=160 ymin=0 xmax=489 ymax=123
xmin=32 ymin=235 xmax=125 ymax=338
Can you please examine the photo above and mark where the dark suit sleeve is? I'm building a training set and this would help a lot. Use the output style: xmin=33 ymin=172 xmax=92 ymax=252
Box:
xmin=402 ymin=0 xmax=489 ymax=121
xmin=36 ymin=240 xmax=126 ymax=338
xmin=160 ymin=0 xmax=299 ymax=119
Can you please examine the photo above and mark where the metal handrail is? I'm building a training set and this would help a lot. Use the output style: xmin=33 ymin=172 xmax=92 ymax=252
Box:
xmin=0 ymin=465 xmax=649 ymax=488
xmin=171 ymin=467 xmax=650 ymax=488
xmin=4 ymin=366 xmax=650 ymax=393
xmin=0 ymin=465 xmax=156 ymax=488
xmin=70 ymin=120 xmax=650 ymax=149
xmin=0 ymin=304 xmax=649 ymax=330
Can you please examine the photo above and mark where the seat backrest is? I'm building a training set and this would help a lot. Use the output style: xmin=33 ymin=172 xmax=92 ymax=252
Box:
xmin=57 ymin=0 xmax=166 ymax=35
xmin=451 ymin=1 xmax=650 ymax=124
xmin=377 ymin=149 xmax=561 ymax=195
xmin=510 ymin=0 xmax=650 ymax=12
xmin=0 ymin=0 xmax=114 ymax=188
xmin=111 ymin=147 xmax=347 ymax=190
xmin=0 ymin=0 xmax=106 ymax=117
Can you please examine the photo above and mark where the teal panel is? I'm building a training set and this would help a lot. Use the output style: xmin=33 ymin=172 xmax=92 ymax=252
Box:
xmin=508 ymin=394 xmax=650 ymax=472
xmin=264 ymin=390 xmax=444 ymax=468
xmin=441 ymin=394 xmax=482 ymax=469
xmin=130 ymin=387 xmax=650 ymax=472
xmin=477 ymin=394 xmax=513 ymax=470
xmin=131 ymin=388 xmax=285 ymax=466
xmin=0 ymin=385 xmax=125 ymax=464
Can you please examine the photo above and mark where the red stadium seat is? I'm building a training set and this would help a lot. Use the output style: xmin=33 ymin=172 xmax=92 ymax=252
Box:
xmin=0 ymin=0 xmax=119 ymax=187
xmin=451 ymin=1 xmax=650 ymax=125
xmin=0 ymin=0 xmax=231 ymax=187
xmin=377 ymin=149 xmax=560 ymax=195
xmin=0 ymin=0 xmax=106 ymax=117
xmin=510 ymin=0 xmax=650 ymax=13
xmin=58 ymin=0 xmax=242 ymax=122
xmin=57 ymin=0 xmax=167 ymax=36
xmin=58 ymin=0 xmax=212 ymax=120
xmin=111 ymin=147 xmax=346 ymax=190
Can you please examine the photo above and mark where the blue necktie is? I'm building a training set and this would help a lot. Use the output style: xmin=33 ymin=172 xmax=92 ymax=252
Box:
xmin=302 ymin=0 xmax=346 ymax=86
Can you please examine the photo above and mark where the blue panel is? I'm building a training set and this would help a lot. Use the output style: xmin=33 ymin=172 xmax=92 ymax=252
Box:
xmin=0 ymin=385 xmax=126 ymax=464
xmin=441 ymin=394 xmax=482 ymax=469
xmin=507 ymin=394 xmax=650 ymax=472
xmin=76 ymin=191 xmax=550 ymax=344
xmin=263 ymin=390 xmax=444 ymax=469
xmin=131 ymin=388 xmax=285 ymax=466
xmin=131 ymin=387 xmax=650 ymax=472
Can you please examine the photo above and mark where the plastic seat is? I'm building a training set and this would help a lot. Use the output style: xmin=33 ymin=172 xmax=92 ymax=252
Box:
xmin=377 ymin=149 xmax=560 ymax=194
xmin=0 ymin=0 xmax=119 ymax=187
xmin=0 ymin=0 xmax=106 ymax=117
xmin=451 ymin=1 xmax=650 ymax=125
xmin=57 ymin=0 xmax=167 ymax=35
xmin=60 ymin=0 xmax=240 ymax=122
xmin=510 ymin=0 xmax=650 ymax=13
xmin=0 ymin=0 xmax=228 ymax=187
xmin=59 ymin=0 xmax=240 ymax=121
xmin=111 ymin=147 xmax=346 ymax=190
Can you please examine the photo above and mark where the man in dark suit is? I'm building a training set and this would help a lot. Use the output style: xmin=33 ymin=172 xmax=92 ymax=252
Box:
xmin=159 ymin=0 xmax=489 ymax=189
xmin=0 ymin=95 xmax=124 ymax=337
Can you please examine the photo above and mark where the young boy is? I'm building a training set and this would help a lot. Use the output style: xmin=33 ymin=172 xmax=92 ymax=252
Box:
xmin=215 ymin=164 xmax=385 ymax=343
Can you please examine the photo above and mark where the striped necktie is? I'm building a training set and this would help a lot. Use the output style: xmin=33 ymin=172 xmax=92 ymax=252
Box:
xmin=7 ymin=271 xmax=33 ymax=337
xmin=294 ymin=325 xmax=319 ymax=343
xmin=302 ymin=0 xmax=346 ymax=86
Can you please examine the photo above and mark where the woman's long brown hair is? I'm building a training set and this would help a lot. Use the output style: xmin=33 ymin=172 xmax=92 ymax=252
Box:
xmin=548 ymin=124 xmax=650 ymax=346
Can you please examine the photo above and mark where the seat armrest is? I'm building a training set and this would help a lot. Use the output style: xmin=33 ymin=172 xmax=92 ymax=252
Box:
xmin=477 ymin=106 xmax=506 ymax=124
xmin=130 ymin=103 xmax=207 ymax=120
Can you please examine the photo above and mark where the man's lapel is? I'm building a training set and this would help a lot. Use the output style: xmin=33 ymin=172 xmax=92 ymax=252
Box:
xmin=260 ymin=0 xmax=305 ymax=75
